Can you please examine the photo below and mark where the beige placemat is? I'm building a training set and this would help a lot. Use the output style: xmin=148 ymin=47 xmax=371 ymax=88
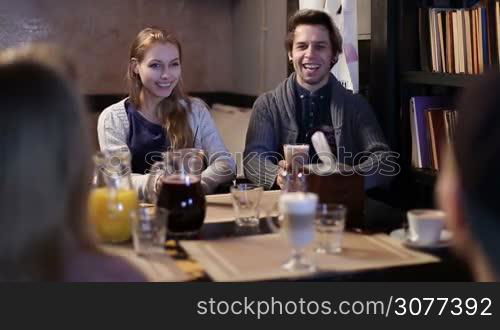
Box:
xmin=100 ymin=244 xmax=190 ymax=282
xmin=180 ymin=233 xmax=439 ymax=281
xmin=205 ymin=190 xmax=281 ymax=223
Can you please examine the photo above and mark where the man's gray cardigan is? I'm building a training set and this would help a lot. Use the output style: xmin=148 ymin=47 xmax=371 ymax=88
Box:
xmin=243 ymin=73 xmax=396 ymax=190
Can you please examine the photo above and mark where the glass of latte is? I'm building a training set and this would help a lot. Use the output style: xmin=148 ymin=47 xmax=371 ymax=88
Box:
xmin=279 ymin=192 xmax=318 ymax=272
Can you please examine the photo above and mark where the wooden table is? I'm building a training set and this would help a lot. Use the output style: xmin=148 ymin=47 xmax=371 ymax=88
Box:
xmin=103 ymin=191 xmax=472 ymax=281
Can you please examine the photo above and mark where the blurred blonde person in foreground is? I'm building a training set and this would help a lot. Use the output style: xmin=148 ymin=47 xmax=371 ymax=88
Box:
xmin=0 ymin=48 xmax=146 ymax=281
xmin=0 ymin=42 xmax=77 ymax=81
xmin=437 ymin=71 xmax=500 ymax=281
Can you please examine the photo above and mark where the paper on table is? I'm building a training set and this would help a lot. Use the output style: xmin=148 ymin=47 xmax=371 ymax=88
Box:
xmin=180 ymin=233 xmax=439 ymax=281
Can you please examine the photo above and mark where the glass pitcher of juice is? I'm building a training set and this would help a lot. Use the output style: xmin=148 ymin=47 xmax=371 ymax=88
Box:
xmin=88 ymin=150 xmax=139 ymax=243
xmin=156 ymin=148 xmax=206 ymax=239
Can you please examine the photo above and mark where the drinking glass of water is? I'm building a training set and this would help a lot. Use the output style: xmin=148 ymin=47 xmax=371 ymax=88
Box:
xmin=231 ymin=184 xmax=263 ymax=227
xmin=314 ymin=203 xmax=346 ymax=254
xmin=132 ymin=206 xmax=168 ymax=256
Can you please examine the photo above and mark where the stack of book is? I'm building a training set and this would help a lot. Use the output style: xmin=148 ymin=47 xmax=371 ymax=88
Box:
xmin=410 ymin=96 xmax=458 ymax=171
xmin=419 ymin=0 xmax=500 ymax=74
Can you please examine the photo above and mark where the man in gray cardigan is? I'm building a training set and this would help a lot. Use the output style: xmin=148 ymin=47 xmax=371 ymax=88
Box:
xmin=244 ymin=9 xmax=397 ymax=191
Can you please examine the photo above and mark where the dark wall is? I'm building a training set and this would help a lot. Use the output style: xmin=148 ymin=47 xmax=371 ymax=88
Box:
xmin=0 ymin=0 xmax=234 ymax=94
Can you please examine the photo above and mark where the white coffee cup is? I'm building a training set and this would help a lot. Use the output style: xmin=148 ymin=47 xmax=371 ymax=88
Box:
xmin=407 ymin=209 xmax=445 ymax=245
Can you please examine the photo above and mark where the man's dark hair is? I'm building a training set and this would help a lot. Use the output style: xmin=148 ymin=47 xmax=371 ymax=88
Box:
xmin=285 ymin=9 xmax=343 ymax=59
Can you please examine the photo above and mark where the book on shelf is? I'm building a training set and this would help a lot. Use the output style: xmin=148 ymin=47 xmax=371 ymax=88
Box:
xmin=465 ymin=9 xmax=474 ymax=73
xmin=425 ymin=108 xmax=457 ymax=170
xmin=452 ymin=10 xmax=460 ymax=73
xmin=444 ymin=109 xmax=458 ymax=145
xmin=459 ymin=9 xmax=466 ymax=73
xmin=497 ymin=0 xmax=500 ymax=63
xmin=418 ymin=0 xmax=499 ymax=74
xmin=409 ymin=96 xmax=453 ymax=170
xmin=497 ymin=0 xmax=500 ymax=64
xmin=482 ymin=6 xmax=491 ymax=67
xmin=477 ymin=6 xmax=485 ymax=72
xmin=485 ymin=0 xmax=499 ymax=66
xmin=419 ymin=7 xmax=432 ymax=72
xmin=425 ymin=109 xmax=444 ymax=170
xmin=430 ymin=8 xmax=439 ymax=71
xmin=438 ymin=12 xmax=447 ymax=72
xmin=472 ymin=8 xmax=478 ymax=73
xmin=446 ymin=10 xmax=455 ymax=73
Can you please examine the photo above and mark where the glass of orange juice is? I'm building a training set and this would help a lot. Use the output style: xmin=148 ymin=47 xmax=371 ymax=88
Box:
xmin=89 ymin=187 xmax=138 ymax=243
xmin=88 ymin=150 xmax=139 ymax=243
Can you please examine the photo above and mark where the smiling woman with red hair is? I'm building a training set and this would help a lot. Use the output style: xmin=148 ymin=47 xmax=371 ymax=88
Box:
xmin=98 ymin=27 xmax=236 ymax=198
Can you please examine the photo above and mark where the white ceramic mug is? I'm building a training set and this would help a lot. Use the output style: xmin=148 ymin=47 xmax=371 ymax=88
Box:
xmin=407 ymin=209 xmax=445 ymax=245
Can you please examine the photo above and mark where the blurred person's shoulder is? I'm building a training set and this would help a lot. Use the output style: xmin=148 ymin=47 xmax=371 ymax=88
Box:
xmin=63 ymin=249 xmax=147 ymax=282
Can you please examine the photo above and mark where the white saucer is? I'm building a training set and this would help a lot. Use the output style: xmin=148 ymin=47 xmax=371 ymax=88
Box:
xmin=390 ymin=228 xmax=452 ymax=249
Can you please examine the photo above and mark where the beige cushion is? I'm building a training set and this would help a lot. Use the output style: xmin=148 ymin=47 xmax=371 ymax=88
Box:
xmin=210 ymin=103 xmax=253 ymax=178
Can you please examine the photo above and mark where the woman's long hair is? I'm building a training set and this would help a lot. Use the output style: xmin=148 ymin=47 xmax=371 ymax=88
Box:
xmin=127 ymin=27 xmax=193 ymax=148
xmin=0 ymin=61 xmax=93 ymax=281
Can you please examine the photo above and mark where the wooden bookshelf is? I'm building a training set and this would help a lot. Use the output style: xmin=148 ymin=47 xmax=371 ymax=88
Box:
xmin=371 ymin=0 xmax=499 ymax=209
xmin=402 ymin=70 xmax=484 ymax=87
xmin=405 ymin=1 xmax=498 ymax=206
xmin=411 ymin=168 xmax=438 ymax=186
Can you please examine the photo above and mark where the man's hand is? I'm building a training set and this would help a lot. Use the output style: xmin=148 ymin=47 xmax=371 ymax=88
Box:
xmin=276 ymin=160 xmax=290 ymax=189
